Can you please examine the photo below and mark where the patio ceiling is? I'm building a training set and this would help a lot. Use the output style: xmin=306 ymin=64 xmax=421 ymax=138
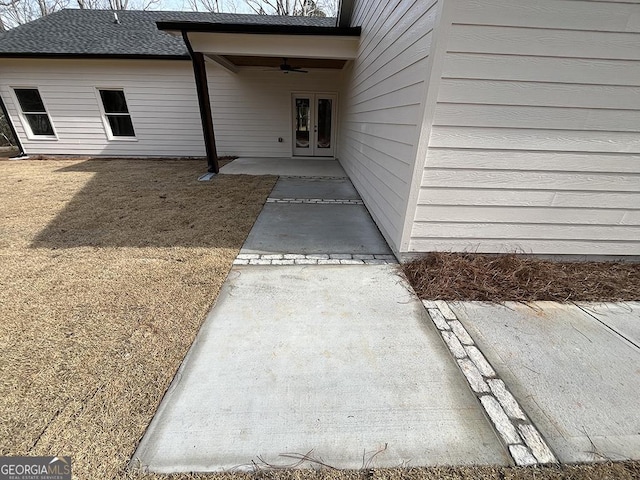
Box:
xmin=185 ymin=31 xmax=358 ymax=61
xmin=217 ymin=55 xmax=347 ymax=69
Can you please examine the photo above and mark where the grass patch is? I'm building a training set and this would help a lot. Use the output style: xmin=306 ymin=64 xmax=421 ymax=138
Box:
xmin=403 ymin=252 xmax=640 ymax=303
xmin=0 ymin=158 xmax=276 ymax=479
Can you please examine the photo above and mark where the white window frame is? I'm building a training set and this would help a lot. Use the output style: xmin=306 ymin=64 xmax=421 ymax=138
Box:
xmin=95 ymin=88 xmax=137 ymax=141
xmin=11 ymin=86 xmax=57 ymax=140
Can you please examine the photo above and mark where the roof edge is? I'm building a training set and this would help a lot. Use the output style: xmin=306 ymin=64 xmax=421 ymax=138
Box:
xmin=156 ymin=21 xmax=361 ymax=36
xmin=0 ymin=52 xmax=190 ymax=60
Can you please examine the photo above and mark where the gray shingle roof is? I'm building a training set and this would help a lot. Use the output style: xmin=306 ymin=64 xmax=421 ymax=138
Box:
xmin=0 ymin=9 xmax=337 ymax=58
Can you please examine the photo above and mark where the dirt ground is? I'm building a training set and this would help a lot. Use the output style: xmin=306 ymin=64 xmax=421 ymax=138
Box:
xmin=1 ymin=159 xmax=637 ymax=479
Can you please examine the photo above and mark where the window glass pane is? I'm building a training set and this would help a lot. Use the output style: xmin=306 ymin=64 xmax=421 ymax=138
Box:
xmin=107 ymin=115 xmax=135 ymax=137
xmin=100 ymin=90 xmax=129 ymax=114
xmin=26 ymin=114 xmax=54 ymax=136
xmin=317 ymin=98 xmax=332 ymax=149
xmin=295 ymin=98 xmax=310 ymax=148
xmin=15 ymin=88 xmax=46 ymax=113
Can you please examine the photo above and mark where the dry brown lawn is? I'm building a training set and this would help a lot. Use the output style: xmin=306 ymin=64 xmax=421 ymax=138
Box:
xmin=0 ymin=158 xmax=276 ymax=478
xmin=1 ymin=159 xmax=638 ymax=479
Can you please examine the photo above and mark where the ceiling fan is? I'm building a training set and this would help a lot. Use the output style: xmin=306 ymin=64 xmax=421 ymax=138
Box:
xmin=275 ymin=58 xmax=308 ymax=74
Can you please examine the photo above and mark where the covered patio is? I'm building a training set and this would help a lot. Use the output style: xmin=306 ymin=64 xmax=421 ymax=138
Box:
xmin=156 ymin=19 xmax=361 ymax=173
xmin=219 ymin=157 xmax=346 ymax=177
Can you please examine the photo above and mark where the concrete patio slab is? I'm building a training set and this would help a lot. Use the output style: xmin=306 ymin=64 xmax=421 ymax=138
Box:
xmin=241 ymin=204 xmax=391 ymax=255
xmin=220 ymin=157 xmax=346 ymax=177
xmin=449 ymin=301 xmax=640 ymax=463
xmin=270 ymin=177 xmax=360 ymax=200
xmin=576 ymin=302 xmax=640 ymax=347
xmin=133 ymin=266 xmax=509 ymax=473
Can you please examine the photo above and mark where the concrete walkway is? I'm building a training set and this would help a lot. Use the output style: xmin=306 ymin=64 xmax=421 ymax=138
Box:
xmin=133 ymin=164 xmax=640 ymax=472
xmin=241 ymin=177 xmax=391 ymax=256
xmin=134 ymin=266 xmax=508 ymax=472
xmin=450 ymin=301 xmax=640 ymax=463
xmin=133 ymin=174 xmax=509 ymax=472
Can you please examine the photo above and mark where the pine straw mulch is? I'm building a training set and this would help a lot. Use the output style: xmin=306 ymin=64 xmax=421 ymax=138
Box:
xmin=403 ymin=252 xmax=640 ymax=303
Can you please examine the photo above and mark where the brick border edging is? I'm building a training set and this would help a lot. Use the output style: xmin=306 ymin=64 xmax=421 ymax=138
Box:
xmin=422 ymin=300 xmax=559 ymax=466
xmin=233 ymin=253 xmax=397 ymax=266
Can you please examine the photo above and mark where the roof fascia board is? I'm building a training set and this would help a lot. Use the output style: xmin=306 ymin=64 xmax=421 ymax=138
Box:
xmin=157 ymin=21 xmax=360 ymax=36
xmin=0 ymin=52 xmax=190 ymax=60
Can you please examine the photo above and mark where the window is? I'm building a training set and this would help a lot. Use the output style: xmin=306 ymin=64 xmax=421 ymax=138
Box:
xmin=13 ymin=88 xmax=55 ymax=137
xmin=98 ymin=89 xmax=135 ymax=137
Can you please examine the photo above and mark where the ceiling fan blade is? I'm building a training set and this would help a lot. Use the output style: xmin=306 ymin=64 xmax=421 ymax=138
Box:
xmin=277 ymin=58 xmax=308 ymax=73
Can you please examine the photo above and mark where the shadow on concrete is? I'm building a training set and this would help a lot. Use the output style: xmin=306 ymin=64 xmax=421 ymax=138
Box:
xmin=31 ymin=158 xmax=271 ymax=249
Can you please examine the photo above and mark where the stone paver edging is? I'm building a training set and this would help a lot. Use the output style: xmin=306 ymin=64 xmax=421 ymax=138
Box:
xmin=266 ymin=198 xmax=363 ymax=205
xmin=422 ymin=300 xmax=559 ymax=466
xmin=233 ymin=253 xmax=397 ymax=266
xmin=280 ymin=175 xmax=346 ymax=180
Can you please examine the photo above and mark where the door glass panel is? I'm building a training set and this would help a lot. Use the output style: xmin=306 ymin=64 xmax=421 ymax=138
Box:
xmin=295 ymin=98 xmax=310 ymax=149
xmin=317 ymin=98 xmax=332 ymax=149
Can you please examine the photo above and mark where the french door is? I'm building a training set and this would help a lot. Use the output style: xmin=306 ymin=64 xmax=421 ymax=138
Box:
xmin=292 ymin=93 xmax=337 ymax=157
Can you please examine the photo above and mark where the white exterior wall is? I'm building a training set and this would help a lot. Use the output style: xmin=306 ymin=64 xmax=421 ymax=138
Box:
xmin=206 ymin=63 xmax=345 ymax=157
xmin=338 ymin=0 xmax=442 ymax=252
xmin=0 ymin=58 xmax=345 ymax=158
xmin=0 ymin=59 xmax=205 ymax=157
xmin=409 ymin=0 xmax=640 ymax=256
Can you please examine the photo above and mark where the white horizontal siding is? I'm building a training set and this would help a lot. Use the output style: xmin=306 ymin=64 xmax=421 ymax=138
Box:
xmin=443 ymin=53 xmax=640 ymax=86
xmin=339 ymin=0 xmax=440 ymax=252
xmin=448 ymin=24 xmax=640 ymax=60
xmin=408 ymin=239 xmax=638 ymax=256
xmin=0 ymin=58 xmax=206 ymax=157
xmin=453 ymin=0 xmax=640 ymax=33
xmin=206 ymin=65 xmax=344 ymax=157
xmin=438 ymin=79 xmax=640 ymax=110
xmin=409 ymin=0 xmax=640 ymax=256
xmin=429 ymin=127 xmax=640 ymax=153
xmin=0 ymin=58 xmax=344 ymax=158
xmin=421 ymin=169 xmax=640 ymax=193
xmin=418 ymin=188 xmax=640 ymax=210
xmin=424 ymin=150 xmax=640 ymax=174
xmin=414 ymin=205 xmax=640 ymax=226
xmin=412 ymin=223 xmax=640 ymax=242
xmin=434 ymin=104 xmax=640 ymax=132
